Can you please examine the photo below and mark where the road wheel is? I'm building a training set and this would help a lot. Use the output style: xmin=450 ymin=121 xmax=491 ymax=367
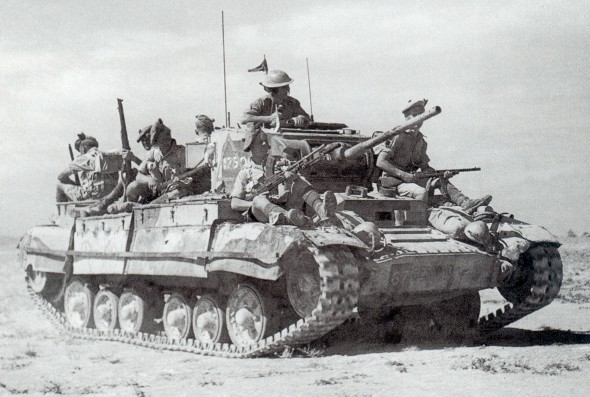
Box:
xmin=64 ymin=278 xmax=95 ymax=329
xmin=192 ymin=294 xmax=229 ymax=344
xmin=226 ymin=284 xmax=270 ymax=347
xmin=118 ymin=289 xmax=154 ymax=334
xmin=93 ymin=289 xmax=119 ymax=331
xmin=163 ymin=293 xmax=192 ymax=340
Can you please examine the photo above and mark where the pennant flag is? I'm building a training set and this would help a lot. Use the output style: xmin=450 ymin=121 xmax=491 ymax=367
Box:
xmin=248 ymin=57 xmax=268 ymax=74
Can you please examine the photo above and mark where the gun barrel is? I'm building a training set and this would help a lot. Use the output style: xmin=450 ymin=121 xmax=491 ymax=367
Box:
xmin=343 ymin=106 xmax=441 ymax=159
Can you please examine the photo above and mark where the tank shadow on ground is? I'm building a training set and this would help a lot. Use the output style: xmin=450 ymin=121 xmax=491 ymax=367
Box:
xmin=310 ymin=322 xmax=590 ymax=357
xmin=477 ymin=327 xmax=590 ymax=347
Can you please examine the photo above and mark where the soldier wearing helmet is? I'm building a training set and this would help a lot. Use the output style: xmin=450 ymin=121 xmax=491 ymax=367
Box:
xmin=241 ymin=70 xmax=311 ymax=151
xmin=376 ymin=99 xmax=492 ymax=214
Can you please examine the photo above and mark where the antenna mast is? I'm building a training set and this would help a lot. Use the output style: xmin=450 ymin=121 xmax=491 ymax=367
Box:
xmin=306 ymin=58 xmax=314 ymax=122
xmin=222 ymin=11 xmax=229 ymax=127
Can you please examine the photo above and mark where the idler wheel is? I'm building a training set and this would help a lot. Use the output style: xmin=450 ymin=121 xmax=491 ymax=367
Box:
xmin=163 ymin=293 xmax=192 ymax=340
xmin=226 ymin=284 xmax=269 ymax=347
xmin=26 ymin=269 xmax=66 ymax=303
xmin=286 ymin=252 xmax=321 ymax=318
xmin=192 ymin=294 xmax=229 ymax=344
xmin=64 ymin=278 xmax=95 ymax=329
xmin=118 ymin=289 xmax=154 ymax=334
xmin=93 ymin=289 xmax=119 ymax=331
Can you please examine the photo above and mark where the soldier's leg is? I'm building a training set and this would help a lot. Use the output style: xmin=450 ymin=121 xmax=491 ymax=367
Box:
xmin=252 ymin=195 xmax=311 ymax=227
xmin=396 ymin=182 xmax=427 ymax=201
xmin=445 ymin=182 xmax=492 ymax=214
xmin=428 ymin=208 xmax=470 ymax=239
xmin=126 ymin=173 xmax=158 ymax=203
xmin=56 ymin=183 xmax=85 ymax=202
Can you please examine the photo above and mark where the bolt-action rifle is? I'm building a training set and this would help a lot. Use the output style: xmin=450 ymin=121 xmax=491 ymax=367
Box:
xmin=67 ymin=143 xmax=81 ymax=185
xmin=413 ymin=167 xmax=481 ymax=179
xmin=116 ymin=98 xmax=133 ymax=192
xmin=251 ymin=142 xmax=340 ymax=196
xmin=413 ymin=167 xmax=481 ymax=198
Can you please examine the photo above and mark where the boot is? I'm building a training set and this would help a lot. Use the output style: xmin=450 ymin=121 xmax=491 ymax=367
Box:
xmin=286 ymin=209 xmax=313 ymax=228
xmin=303 ymin=190 xmax=338 ymax=220
xmin=446 ymin=183 xmax=492 ymax=214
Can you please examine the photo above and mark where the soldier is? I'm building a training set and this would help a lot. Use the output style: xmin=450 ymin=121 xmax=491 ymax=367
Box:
xmin=56 ymin=133 xmax=139 ymax=203
xmin=376 ymin=99 xmax=492 ymax=213
xmin=241 ymin=70 xmax=311 ymax=152
xmin=81 ymin=125 xmax=153 ymax=215
xmin=230 ymin=129 xmax=336 ymax=227
xmin=148 ymin=115 xmax=217 ymax=203
xmin=125 ymin=118 xmax=187 ymax=203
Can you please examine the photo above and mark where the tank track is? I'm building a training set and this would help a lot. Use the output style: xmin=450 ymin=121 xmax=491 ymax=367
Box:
xmin=26 ymin=246 xmax=360 ymax=358
xmin=477 ymin=244 xmax=563 ymax=335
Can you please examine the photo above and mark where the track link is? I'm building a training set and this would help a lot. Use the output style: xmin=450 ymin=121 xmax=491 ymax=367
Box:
xmin=27 ymin=246 xmax=360 ymax=358
xmin=477 ymin=244 xmax=563 ymax=334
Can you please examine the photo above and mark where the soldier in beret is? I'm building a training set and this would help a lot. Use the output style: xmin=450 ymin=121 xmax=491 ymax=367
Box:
xmin=376 ymin=99 xmax=492 ymax=214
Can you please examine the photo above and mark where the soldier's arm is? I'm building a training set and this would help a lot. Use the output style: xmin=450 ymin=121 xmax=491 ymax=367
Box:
xmin=376 ymin=151 xmax=417 ymax=183
xmin=57 ymin=167 xmax=75 ymax=184
xmin=241 ymin=111 xmax=276 ymax=125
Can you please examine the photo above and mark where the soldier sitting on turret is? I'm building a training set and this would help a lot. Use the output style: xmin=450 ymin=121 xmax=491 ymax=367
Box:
xmin=376 ymin=99 xmax=492 ymax=213
xmin=230 ymin=128 xmax=337 ymax=227
xmin=241 ymin=70 xmax=312 ymax=152
xmin=56 ymin=133 xmax=140 ymax=203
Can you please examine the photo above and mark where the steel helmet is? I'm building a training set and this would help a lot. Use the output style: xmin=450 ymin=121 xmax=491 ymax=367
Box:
xmin=260 ymin=70 xmax=294 ymax=88
xmin=353 ymin=221 xmax=384 ymax=251
xmin=464 ymin=221 xmax=492 ymax=247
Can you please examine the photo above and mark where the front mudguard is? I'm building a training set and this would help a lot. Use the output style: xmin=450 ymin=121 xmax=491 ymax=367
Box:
xmin=207 ymin=223 xmax=367 ymax=281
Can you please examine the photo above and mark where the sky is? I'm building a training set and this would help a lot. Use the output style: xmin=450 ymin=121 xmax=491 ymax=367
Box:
xmin=0 ymin=0 xmax=588 ymax=237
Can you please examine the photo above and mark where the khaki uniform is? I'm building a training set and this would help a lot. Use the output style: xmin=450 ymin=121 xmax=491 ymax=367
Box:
xmin=244 ymin=94 xmax=310 ymax=121
xmin=57 ymin=147 xmax=122 ymax=202
xmin=127 ymin=140 xmax=186 ymax=202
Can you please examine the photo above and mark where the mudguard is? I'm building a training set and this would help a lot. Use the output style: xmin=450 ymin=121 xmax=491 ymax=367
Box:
xmin=497 ymin=222 xmax=560 ymax=245
xmin=19 ymin=224 xmax=72 ymax=273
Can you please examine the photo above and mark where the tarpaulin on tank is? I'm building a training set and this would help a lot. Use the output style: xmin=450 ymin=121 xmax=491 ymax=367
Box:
xmin=210 ymin=222 xmax=304 ymax=265
xmin=497 ymin=222 xmax=559 ymax=245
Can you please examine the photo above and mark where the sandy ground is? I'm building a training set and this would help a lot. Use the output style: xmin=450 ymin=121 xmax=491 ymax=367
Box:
xmin=1 ymin=238 xmax=589 ymax=396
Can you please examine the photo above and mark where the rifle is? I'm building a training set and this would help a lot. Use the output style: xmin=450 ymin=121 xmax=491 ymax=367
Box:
xmin=116 ymin=98 xmax=133 ymax=193
xmin=413 ymin=167 xmax=481 ymax=179
xmin=67 ymin=143 xmax=81 ymax=185
xmin=251 ymin=143 xmax=339 ymax=195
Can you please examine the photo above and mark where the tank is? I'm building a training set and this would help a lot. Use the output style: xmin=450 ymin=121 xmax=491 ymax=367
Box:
xmin=18 ymin=109 xmax=563 ymax=357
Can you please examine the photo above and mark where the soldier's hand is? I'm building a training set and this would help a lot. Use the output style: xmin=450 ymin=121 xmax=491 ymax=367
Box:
xmin=443 ymin=170 xmax=456 ymax=179
xmin=268 ymin=111 xmax=281 ymax=127
xmin=291 ymin=115 xmax=310 ymax=128
xmin=283 ymin=170 xmax=297 ymax=182
xmin=402 ymin=172 xmax=418 ymax=183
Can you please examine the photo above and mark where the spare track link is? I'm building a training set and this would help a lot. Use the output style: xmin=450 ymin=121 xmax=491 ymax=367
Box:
xmin=477 ymin=244 xmax=562 ymax=334
xmin=26 ymin=246 xmax=360 ymax=358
